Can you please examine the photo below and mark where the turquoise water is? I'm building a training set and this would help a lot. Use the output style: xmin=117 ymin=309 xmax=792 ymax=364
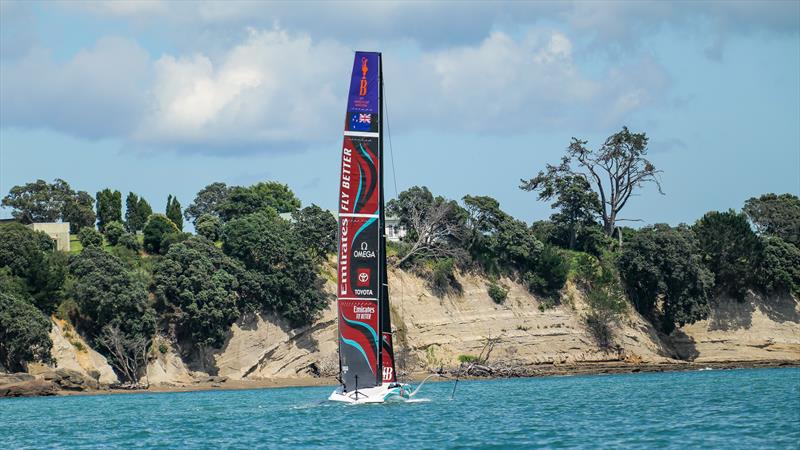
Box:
xmin=2 ymin=368 xmax=799 ymax=449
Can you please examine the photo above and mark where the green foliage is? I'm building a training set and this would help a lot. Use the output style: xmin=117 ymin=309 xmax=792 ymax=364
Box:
xmin=0 ymin=222 xmax=66 ymax=313
xmin=195 ymin=214 xmax=223 ymax=242
xmin=104 ymin=221 xmax=125 ymax=246
xmin=618 ymin=224 xmax=714 ymax=334
xmin=143 ymin=214 xmax=179 ymax=254
xmin=185 ymin=182 xmax=230 ymax=225
xmin=458 ymin=354 xmax=479 ymax=363
xmin=578 ymin=255 xmax=628 ymax=348
xmin=95 ymin=189 xmax=122 ymax=232
xmin=0 ymin=292 xmax=54 ymax=372
xmin=124 ymin=192 xmax=152 ymax=233
xmin=291 ymin=204 xmax=337 ymax=259
xmin=428 ymin=258 xmax=460 ymax=297
xmin=223 ymin=211 xmax=328 ymax=326
xmin=166 ymin=195 xmax=183 ymax=231
xmin=743 ymin=193 xmax=800 ymax=245
xmin=756 ymin=237 xmax=800 ymax=295
xmin=78 ymin=227 xmax=103 ymax=249
xmin=693 ymin=210 xmax=762 ymax=299
xmin=524 ymin=245 xmax=569 ymax=298
xmin=2 ymin=179 xmax=94 ymax=232
xmin=154 ymin=237 xmax=244 ymax=347
xmin=217 ymin=182 xmax=301 ymax=222
xmin=118 ymin=232 xmax=142 ymax=252
xmin=159 ymin=232 xmax=190 ymax=255
xmin=487 ymin=281 xmax=509 ymax=304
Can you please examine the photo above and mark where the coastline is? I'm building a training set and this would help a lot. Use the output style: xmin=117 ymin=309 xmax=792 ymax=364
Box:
xmin=45 ymin=359 xmax=800 ymax=398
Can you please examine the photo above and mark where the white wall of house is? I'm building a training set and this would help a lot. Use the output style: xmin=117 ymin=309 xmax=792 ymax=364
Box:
xmin=28 ymin=222 xmax=71 ymax=252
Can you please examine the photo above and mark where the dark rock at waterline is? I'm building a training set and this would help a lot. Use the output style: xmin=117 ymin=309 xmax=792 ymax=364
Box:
xmin=40 ymin=368 xmax=101 ymax=391
xmin=0 ymin=379 xmax=58 ymax=397
xmin=0 ymin=373 xmax=36 ymax=385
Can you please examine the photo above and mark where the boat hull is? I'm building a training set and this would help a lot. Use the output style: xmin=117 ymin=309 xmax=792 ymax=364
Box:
xmin=328 ymin=383 xmax=411 ymax=404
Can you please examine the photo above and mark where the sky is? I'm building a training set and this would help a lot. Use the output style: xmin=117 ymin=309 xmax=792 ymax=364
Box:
xmin=1 ymin=0 xmax=798 ymax=228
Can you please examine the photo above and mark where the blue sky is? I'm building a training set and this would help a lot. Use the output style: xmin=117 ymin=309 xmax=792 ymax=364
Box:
xmin=1 ymin=0 xmax=798 ymax=228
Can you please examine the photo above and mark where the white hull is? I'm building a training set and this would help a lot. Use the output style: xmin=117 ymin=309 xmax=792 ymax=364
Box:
xmin=328 ymin=383 xmax=412 ymax=404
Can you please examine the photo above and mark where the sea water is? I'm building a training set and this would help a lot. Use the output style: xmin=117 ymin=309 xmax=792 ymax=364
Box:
xmin=2 ymin=368 xmax=798 ymax=449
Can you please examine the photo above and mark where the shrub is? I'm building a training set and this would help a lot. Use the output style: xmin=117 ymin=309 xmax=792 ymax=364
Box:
xmin=159 ymin=232 xmax=190 ymax=255
xmin=78 ymin=227 xmax=103 ymax=249
xmin=458 ymin=354 xmax=479 ymax=363
xmin=118 ymin=232 xmax=141 ymax=252
xmin=428 ymin=258 xmax=460 ymax=297
xmin=584 ymin=286 xmax=627 ymax=348
xmin=487 ymin=281 xmax=508 ymax=304
xmin=143 ymin=214 xmax=179 ymax=254
xmin=525 ymin=245 xmax=569 ymax=298
xmin=104 ymin=221 xmax=125 ymax=246
xmin=756 ymin=236 xmax=800 ymax=295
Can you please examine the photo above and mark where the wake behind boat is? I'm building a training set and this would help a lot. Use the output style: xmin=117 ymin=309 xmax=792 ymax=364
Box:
xmin=329 ymin=51 xmax=414 ymax=405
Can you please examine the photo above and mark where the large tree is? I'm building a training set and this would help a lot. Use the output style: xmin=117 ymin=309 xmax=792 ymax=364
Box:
xmin=217 ymin=182 xmax=301 ymax=222
xmin=153 ymin=237 xmax=244 ymax=347
xmin=2 ymin=179 xmax=94 ymax=231
xmin=184 ymin=182 xmax=230 ymax=225
xmin=618 ymin=224 xmax=714 ymax=333
xmin=0 ymin=291 xmax=54 ymax=372
xmin=387 ymin=187 xmax=468 ymax=267
xmin=521 ymin=174 xmax=603 ymax=251
xmin=166 ymin=195 xmax=183 ymax=231
xmin=743 ymin=193 xmax=800 ymax=246
xmin=521 ymin=127 xmax=663 ymax=240
xmin=96 ymin=189 xmax=122 ymax=232
xmin=124 ymin=193 xmax=152 ymax=233
xmin=693 ymin=210 xmax=762 ymax=300
xmin=291 ymin=204 xmax=337 ymax=260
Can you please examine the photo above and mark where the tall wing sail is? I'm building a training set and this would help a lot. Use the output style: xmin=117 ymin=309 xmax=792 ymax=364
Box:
xmin=337 ymin=52 xmax=382 ymax=390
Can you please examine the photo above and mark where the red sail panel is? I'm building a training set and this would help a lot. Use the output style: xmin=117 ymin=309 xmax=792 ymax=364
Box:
xmin=337 ymin=51 xmax=382 ymax=391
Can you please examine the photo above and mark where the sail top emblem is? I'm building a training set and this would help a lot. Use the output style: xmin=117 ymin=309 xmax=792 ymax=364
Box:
xmin=359 ymin=57 xmax=369 ymax=96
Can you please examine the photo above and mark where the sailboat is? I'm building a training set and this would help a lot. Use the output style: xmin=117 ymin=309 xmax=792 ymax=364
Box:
xmin=328 ymin=51 xmax=412 ymax=404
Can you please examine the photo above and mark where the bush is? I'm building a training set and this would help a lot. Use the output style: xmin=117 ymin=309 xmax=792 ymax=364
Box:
xmin=104 ymin=221 xmax=125 ymax=246
xmin=0 ymin=292 xmax=54 ymax=371
xmin=487 ymin=281 xmax=508 ymax=304
xmin=78 ymin=227 xmax=103 ymax=249
xmin=143 ymin=214 xmax=179 ymax=254
xmin=584 ymin=286 xmax=627 ymax=348
xmin=118 ymin=232 xmax=141 ymax=252
xmin=159 ymin=232 xmax=190 ymax=255
xmin=525 ymin=245 xmax=569 ymax=298
xmin=756 ymin=237 xmax=800 ymax=295
xmin=458 ymin=354 xmax=479 ymax=363
xmin=428 ymin=258 xmax=460 ymax=297
xmin=195 ymin=214 xmax=222 ymax=242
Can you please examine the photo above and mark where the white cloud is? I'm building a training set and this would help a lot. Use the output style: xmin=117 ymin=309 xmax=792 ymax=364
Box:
xmin=0 ymin=26 xmax=669 ymax=153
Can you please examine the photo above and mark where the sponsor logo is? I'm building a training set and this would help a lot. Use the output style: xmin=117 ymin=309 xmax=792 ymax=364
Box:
xmin=353 ymin=241 xmax=376 ymax=258
xmin=382 ymin=367 xmax=394 ymax=382
xmin=356 ymin=268 xmax=371 ymax=287
xmin=359 ymin=57 xmax=368 ymax=96
xmin=354 ymin=304 xmax=375 ymax=320
xmin=338 ymin=218 xmax=349 ymax=295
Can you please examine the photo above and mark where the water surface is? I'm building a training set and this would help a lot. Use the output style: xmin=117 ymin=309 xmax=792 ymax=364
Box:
xmin=2 ymin=368 xmax=799 ymax=449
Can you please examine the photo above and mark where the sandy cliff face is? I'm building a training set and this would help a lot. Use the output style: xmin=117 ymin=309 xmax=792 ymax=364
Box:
xmin=672 ymin=292 xmax=800 ymax=362
xmin=32 ymin=318 xmax=118 ymax=384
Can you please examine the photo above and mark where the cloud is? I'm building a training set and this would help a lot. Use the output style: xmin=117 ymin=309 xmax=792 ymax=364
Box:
xmin=0 ymin=26 xmax=669 ymax=153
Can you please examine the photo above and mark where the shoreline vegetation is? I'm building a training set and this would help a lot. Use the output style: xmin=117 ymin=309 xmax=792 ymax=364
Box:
xmin=2 ymin=128 xmax=798 ymax=399
xmin=11 ymin=360 xmax=799 ymax=399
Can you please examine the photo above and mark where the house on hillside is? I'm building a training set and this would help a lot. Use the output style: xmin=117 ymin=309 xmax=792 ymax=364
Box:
xmin=27 ymin=222 xmax=70 ymax=252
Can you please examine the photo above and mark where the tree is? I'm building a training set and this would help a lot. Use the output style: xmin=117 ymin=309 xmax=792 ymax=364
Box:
xmin=0 ymin=222 xmax=66 ymax=314
xmin=118 ymin=232 xmax=141 ymax=252
xmin=0 ymin=292 xmax=53 ymax=372
xmin=217 ymin=182 xmax=301 ymax=222
xmin=521 ymin=127 xmax=663 ymax=240
xmin=143 ymin=214 xmax=179 ymax=254
xmin=78 ymin=227 xmax=103 ymax=249
xmin=62 ymin=190 xmax=96 ymax=233
xmin=96 ymin=189 xmax=122 ymax=232
xmin=743 ymin=193 xmax=800 ymax=246
xmin=693 ymin=210 xmax=762 ymax=299
xmin=195 ymin=214 xmax=223 ymax=242
xmin=618 ymin=224 xmax=714 ymax=334
xmin=166 ymin=195 xmax=183 ymax=231
xmin=756 ymin=236 xmax=800 ymax=295
xmin=153 ymin=237 xmax=244 ymax=347
xmin=523 ymin=245 xmax=569 ymax=298
xmin=521 ymin=174 xmax=604 ymax=251
xmin=67 ymin=248 xmax=156 ymax=383
xmin=104 ymin=221 xmax=125 ymax=246
xmin=184 ymin=182 xmax=230 ymax=225
xmin=2 ymin=179 xmax=94 ymax=231
xmin=96 ymin=325 xmax=151 ymax=387
xmin=387 ymin=187 xmax=467 ymax=267
xmin=291 ymin=205 xmax=337 ymax=259
xmin=125 ymin=193 xmax=152 ymax=233
xmin=222 ymin=211 xmax=328 ymax=326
